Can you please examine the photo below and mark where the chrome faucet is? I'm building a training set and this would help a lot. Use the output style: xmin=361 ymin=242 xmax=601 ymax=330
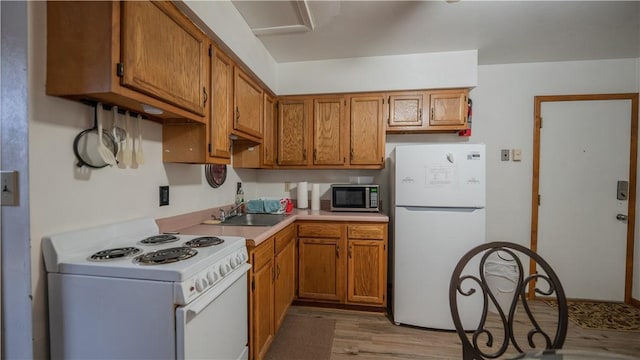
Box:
xmin=219 ymin=202 xmax=245 ymax=223
xmin=228 ymin=202 xmax=246 ymax=217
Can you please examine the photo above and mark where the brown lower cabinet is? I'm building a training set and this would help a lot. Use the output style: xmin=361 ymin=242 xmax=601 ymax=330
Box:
xmin=298 ymin=222 xmax=388 ymax=307
xmin=248 ymin=224 xmax=296 ymax=360
xmin=248 ymin=221 xmax=387 ymax=360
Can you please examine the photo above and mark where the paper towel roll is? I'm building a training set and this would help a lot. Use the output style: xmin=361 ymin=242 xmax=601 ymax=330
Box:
xmin=311 ymin=183 xmax=320 ymax=210
xmin=297 ymin=181 xmax=308 ymax=209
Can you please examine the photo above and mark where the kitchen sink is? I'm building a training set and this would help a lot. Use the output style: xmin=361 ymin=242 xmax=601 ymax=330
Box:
xmin=219 ymin=213 xmax=288 ymax=227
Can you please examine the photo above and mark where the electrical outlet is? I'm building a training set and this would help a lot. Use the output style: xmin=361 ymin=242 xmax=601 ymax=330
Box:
xmin=1 ymin=171 xmax=19 ymax=206
xmin=159 ymin=186 xmax=169 ymax=206
xmin=501 ymin=149 xmax=510 ymax=161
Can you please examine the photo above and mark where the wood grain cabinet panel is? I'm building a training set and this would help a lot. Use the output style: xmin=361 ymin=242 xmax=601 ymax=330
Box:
xmin=262 ymin=94 xmax=277 ymax=167
xmin=234 ymin=67 xmax=263 ymax=140
xmin=298 ymin=237 xmax=345 ymax=302
xmin=250 ymin=239 xmax=275 ymax=360
xmin=274 ymin=227 xmax=296 ymax=330
xmin=47 ymin=1 xmax=208 ymax=122
xmin=347 ymin=240 xmax=386 ymax=305
xmin=209 ymin=47 xmax=233 ymax=159
xmin=313 ymin=97 xmax=346 ymax=166
xmin=121 ymin=1 xmax=208 ymax=116
xmin=387 ymin=92 xmax=426 ymax=132
xmin=349 ymin=96 xmax=385 ymax=166
xmin=277 ymin=99 xmax=311 ymax=166
xmin=296 ymin=222 xmax=387 ymax=308
xmin=346 ymin=223 xmax=388 ymax=306
xmin=428 ymin=89 xmax=468 ymax=129
xmin=249 ymin=224 xmax=297 ymax=360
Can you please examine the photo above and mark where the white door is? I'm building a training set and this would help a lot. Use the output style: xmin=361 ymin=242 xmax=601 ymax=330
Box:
xmin=538 ymin=99 xmax=631 ymax=301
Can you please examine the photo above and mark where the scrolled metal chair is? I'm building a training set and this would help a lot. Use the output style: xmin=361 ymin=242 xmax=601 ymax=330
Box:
xmin=449 ymin=242 xmax=568 ymax=360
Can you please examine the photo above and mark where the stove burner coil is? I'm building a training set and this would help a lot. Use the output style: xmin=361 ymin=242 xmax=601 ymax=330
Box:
xmin=184 ymin=236 xmax=225 ymax=248
xmin=134 ymin=247 xmax=197 ymax=265
xmin=90 ymin=247 xmax=142 ymax=261
xmin=140 ymin=234 xmax=179 ymax=245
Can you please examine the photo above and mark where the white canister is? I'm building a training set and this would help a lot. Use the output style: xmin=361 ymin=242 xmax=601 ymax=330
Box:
xmin=311 ymin=183 xmax=320 ymax=210
xmin=297 ymin=181 xmax=308 ymax=209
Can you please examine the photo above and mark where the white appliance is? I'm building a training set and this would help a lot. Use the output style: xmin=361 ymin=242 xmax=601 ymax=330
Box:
xmin=392 ymin=143 xmax=485 ymax=330
xmin=42 ymin=218 xmax=251 ymax=360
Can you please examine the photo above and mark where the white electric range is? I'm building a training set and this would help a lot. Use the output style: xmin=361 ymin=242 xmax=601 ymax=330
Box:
xmin=42 ymin=217 xmax=250 ymax=360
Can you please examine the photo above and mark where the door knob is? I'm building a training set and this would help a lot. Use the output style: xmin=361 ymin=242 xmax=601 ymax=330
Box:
xmin=616 ymin=214 xmax=628 ymax=221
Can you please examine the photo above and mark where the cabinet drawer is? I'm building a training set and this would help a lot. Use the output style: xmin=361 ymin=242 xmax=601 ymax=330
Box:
xmin=298 ymin=223 xmax=342 ymax=238
xmin=252 ymin=237 xmax=274 ymax=270
xmin=275 ymin=224 xmax=296 ymax=254
xmin=347 ymin=224 xmax=386 ymax=240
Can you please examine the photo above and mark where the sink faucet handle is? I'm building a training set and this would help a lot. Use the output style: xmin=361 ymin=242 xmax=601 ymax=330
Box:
xmin=219 ymin=209 xmax=226 ymax=222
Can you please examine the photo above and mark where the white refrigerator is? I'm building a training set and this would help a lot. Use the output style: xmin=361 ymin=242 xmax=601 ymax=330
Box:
xmin=392 ymin=143 xmax=486 ymax=330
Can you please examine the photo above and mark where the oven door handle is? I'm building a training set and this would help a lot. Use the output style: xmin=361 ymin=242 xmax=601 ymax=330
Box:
xmin=186 ymin=263 xmax=251 ymax=315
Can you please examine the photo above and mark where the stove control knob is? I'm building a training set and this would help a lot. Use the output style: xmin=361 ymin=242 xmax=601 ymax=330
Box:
xmin=207 ymin=271 xmax=217 ymax=283
xmin=219 ymin=264 xmax=228 ymax=276
xmin=195 ymin=278 xmax=207 ymax=292
xmin=230 ymin=256 xmax=238 ymax=268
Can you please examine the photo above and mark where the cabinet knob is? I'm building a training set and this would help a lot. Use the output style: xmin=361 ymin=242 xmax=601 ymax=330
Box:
xmin=203 ymin=87 xmax=208 ymax=106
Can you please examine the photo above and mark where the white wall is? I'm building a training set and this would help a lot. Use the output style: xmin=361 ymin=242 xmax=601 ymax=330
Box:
xmin=277 ymin=50 xmax=478 ymax=95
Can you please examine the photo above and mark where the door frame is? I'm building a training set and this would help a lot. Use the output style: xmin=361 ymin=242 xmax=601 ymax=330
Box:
xmin=530 ymin=93 xmax=639 ymax=304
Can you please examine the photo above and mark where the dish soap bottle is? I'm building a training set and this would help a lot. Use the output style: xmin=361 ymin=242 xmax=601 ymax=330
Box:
xmin=235 ymin=182 xmax=245 ymax=212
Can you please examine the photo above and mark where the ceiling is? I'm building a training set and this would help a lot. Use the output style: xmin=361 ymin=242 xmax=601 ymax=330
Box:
xmin=231 ymin=1 xmax=640 ymax=65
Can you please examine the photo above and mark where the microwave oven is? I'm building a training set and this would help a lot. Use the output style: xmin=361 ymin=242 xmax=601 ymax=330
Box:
xmin=330 ymin=184 xmax=379 ymax=212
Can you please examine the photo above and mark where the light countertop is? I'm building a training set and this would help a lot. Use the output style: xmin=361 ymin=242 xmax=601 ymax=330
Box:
xmin=158 ymin=208 xmax=388 ymax=247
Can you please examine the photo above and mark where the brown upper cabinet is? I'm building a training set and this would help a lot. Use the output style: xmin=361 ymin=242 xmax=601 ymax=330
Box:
xmin=348 ymin=95 xmax=385 ymax=167
xmin=313 ymin=97 xmax=346 ymax=166
xmin=233 ymin=67 xmax=264 ymax=141
xmin=274 ymin=94 xmax=383 ymax=169
xmin=386 ymin=89 xmax=469 ymax=133
xmin=162 ymin=45 xmax=234 ymax=164
xmin=209 ymin=47 xmax=234 ymax=160
xmin=261 ymin=94 xmax=278 ymax=168
xmin=277 ymin=98 xmax=311 ymax=166
xmin=47 ymin=1 xmax=209 ymax=123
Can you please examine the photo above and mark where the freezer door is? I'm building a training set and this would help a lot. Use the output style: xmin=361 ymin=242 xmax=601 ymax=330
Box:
xmin=395 ymin=144 xmax=485 ymax=208
xmin=393 ymin=206 xmax=485 ymax=330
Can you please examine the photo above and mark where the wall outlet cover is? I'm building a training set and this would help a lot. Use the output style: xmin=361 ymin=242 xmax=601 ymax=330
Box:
xmin=159 ymin=186 xmax=169 ymax=206
xmin=501 ymin=149 xmax=510 ymax=161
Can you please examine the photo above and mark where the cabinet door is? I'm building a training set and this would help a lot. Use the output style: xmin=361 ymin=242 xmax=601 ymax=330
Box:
xmin=262 ymin=94 xmax=277 ymax=167
xmin=387 ymin=92 xmax=426 ymax=131
xmin=313 ymin=97 xmax=345 ymax=166
xmin=278 ymin=99 xmax=310 ymax=166
xmin=251 ymin=242 xmax=275 ymax=360
xmin=349 ymin=96 xmax=385 ymax=166
xmin=121 ymin=1 xmax=208 ymax=116
xmin=210 ymin=47 xmax=233 ymax=159
xmin=347 ymin=239 xmax=386 ymax=305
xmin=298 ymin=238 xmax=344 ymax=301
xmin=274 ymin=237 xmax=296 ymax=330
xmin=234 ymin=68 xmax=263 ymax=139
xmin=428 ymin=90 xmax=468 ymax=128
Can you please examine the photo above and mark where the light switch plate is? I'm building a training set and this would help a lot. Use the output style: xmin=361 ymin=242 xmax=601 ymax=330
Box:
xmin=1 ymin=171 xmax=19 ymax=206
xmin=512 ymin=149 xmax=522 ymax=161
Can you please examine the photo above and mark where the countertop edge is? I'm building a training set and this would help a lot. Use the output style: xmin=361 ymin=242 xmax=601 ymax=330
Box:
xmin=163 ymin=209 xmax=389 ymax=247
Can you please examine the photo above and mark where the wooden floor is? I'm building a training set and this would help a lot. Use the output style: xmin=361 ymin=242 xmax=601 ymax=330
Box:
xmin=287 ymin=302 xmax=640 ymax=359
